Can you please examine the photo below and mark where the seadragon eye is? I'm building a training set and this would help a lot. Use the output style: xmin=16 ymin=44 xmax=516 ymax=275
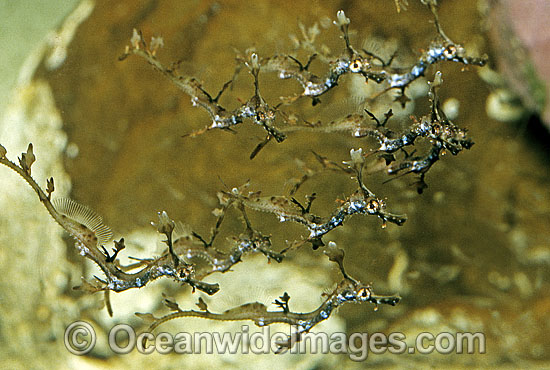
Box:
xmin=366 ymin=199 xmax=380 ymax=213
xmin=357 ymin=287 xmax=371 ymax=300
xmin=443 ymin=45 xmax=457 ymax=58
xmin=350 ymin=59 xmax=363 ymax=73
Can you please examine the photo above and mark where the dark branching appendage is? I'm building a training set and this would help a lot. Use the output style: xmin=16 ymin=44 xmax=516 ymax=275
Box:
xmin=137 ymin=242 xmax=400 ymax=351
xmin=219 ymin=179 xmax=405 ymax=253
xmin=0 ymin=145 xmax=220 ymax=295
xmin=279 ymin=71 xmax=474 ymax=194
xmin=137 ymin=278 xmax=399 ymax=351
xmin=120 ymin=3 xmax=485 ymax=157
xmin=120 ymin=31 xmax=286 ymax=144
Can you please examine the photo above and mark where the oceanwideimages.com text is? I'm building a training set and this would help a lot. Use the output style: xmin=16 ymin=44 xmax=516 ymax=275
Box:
xmin=65 ymin=321 xmax=486 ymax=360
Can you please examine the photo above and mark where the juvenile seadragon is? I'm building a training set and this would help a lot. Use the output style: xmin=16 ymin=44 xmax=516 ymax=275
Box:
xmin=0 ymin=143 xmax=218 ymax=297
